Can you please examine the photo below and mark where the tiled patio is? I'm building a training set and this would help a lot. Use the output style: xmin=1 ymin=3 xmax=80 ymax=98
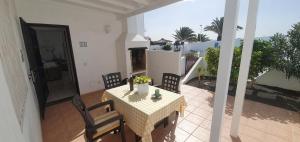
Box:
xmin=42 ymin=85 xmax=300 ymax=142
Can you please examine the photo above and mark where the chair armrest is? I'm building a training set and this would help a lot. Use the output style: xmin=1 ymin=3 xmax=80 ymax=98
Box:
xmin=94 ymin=114 xmax=124 ymax=129
xmin=121 ymin=78 xmax=128 ymax=85
xmin=87 ymin=100 xmax=114 ymax=111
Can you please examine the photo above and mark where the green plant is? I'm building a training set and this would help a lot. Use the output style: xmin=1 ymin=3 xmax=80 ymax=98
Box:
xmin=173 ymin=27 xmax=197 ymax=42
xmin=162 ymin=44 xmax=172 ymax=51
xmin=204 ymin=17 xmax=243 ymax=41
xmin=197 ymin=66 xmax=206 ymax=79
xmin=197 ymin=33 xmax=210 ymax=42
xmin=205 ymin=48 xmax=219 ymax=76
xmin=247 ymin=40 xmax=274 ymax=81
xmin=205 ymin=39 xmax=273 ymax=85
xmin=134 ymin=76 xmax=151 ymax=84
xmin=270 ymin=22 xmax=300 ymax=79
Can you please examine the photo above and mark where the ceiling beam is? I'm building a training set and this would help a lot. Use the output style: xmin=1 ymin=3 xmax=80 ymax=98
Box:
xmin=132 ymin=0 xmax=149 ymax=5
xmin=127 ymin=0 xmax=181 ymax=17
xmin=96 ymin=0 xmax=136 ymax=10
xmin=65 ymin=0 xmax=127 ymax=14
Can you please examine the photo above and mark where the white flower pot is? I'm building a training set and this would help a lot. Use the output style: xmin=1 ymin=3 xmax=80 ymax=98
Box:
xmin=137 ymin=83 xmax=149 ymax=95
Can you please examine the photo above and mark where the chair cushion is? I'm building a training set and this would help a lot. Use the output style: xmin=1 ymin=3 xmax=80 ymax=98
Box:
xmin=93 ymin=111 xmax=120 ymax=138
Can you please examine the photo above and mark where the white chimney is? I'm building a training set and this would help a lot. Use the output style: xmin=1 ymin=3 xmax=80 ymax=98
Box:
xmin=125 ymin=14 xmax=150 ymax=77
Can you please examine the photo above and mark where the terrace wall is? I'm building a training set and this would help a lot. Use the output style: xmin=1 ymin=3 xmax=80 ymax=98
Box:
xmin=147 ymin=50 xmax=182 ymax=85
xmin=256 ymin=69 xmax=300 ymax=92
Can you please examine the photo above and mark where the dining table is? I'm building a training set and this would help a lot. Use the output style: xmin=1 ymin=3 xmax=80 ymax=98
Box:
xmin=102 ymin=84 xmax=186 ymax=142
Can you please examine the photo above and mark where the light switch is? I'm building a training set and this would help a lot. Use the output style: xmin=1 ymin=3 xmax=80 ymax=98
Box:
xmin=79 ymin=41 xmax=88 ymax=47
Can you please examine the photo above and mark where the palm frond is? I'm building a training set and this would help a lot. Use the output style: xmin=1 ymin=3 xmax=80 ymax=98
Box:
xmin=204 ymin=17 xmax=243 ymax=41
xmin=173 ymin=27 xmax=196 ymax=42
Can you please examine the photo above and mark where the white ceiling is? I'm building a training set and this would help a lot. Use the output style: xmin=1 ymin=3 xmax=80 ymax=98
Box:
xmin=51 ymin=0 xmax=181 ymax=17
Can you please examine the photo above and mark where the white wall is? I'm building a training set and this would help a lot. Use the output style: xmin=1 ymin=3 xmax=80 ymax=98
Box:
xmin=184 ymin=39 xmax=241 ymax=56
xmin=15 ymin=0 xmax=123 ymax=94
xmin=256 ymin=69 xmax=300 ymax=91
xmin=147 ymin=50 xmax=181 ymax=85
xmin=0 ymin=0 xmax=42 ymax=142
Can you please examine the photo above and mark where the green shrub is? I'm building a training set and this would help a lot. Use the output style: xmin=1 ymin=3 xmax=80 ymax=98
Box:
xmin=204 ymin=22 xmax=300 ymax=85
xmin=205 ymin=40 xmax=273 ymax=84
xmin=270 ymin=22 xmax=300 ymax=79
xmin=197 ymin=66 xmax=206 ymax=76
xmin=205 ymin=48 xmax=219 ymax=76
xmin=162 ymin=44 xmax=172 ymax=50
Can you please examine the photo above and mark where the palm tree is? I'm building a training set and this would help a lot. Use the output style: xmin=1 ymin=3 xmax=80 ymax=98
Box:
xmin=197 ymin=33 xmax=210 ymax=42
xmin=204 ymin=17 xmax=243 ymax=41
xmin=173 ymin=27 xmax=196 ymax=42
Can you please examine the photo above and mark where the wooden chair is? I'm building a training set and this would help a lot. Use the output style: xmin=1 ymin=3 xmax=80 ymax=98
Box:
xmin=102 ymin=72 xmax=127 ymax=89
xmin=161 ymin=73 xmax=181 ymax=93
xmin=72 ymin=95 xmax=126 ymax=142
xmin=152 ymin=73 xmax=181 ymax=131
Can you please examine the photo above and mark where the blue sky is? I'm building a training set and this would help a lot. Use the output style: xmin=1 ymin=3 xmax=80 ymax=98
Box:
xmin=144 ymin=0 xmax=300 ymax=41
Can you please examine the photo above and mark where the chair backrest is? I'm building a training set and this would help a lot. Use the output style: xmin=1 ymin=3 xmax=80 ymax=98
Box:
xmin=102 ymin=72 xmax=122 ymax=89
xmin=72 ymin=95 xmax=95 ymax=128
xmin=161 ymin=73 xmax=181 ymax=93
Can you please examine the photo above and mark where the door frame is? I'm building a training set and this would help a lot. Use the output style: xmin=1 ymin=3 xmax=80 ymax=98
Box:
xmin=28 ymin=23 xmax=80 ymax=94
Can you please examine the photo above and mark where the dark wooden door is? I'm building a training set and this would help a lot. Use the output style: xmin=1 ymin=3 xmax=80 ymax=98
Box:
xmin=20 ymin=18 xmax=49 ymax=118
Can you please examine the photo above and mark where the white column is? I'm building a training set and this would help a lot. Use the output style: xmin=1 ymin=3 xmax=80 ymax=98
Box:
xmin=230 ymin=0 xmax=260 ymax=137
xmin=209 ymin=0 xmax=240 ymax=141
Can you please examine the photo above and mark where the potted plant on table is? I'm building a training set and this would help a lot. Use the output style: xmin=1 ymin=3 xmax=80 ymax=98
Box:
xmin=134 ymin=75 xmax=151 ymax=95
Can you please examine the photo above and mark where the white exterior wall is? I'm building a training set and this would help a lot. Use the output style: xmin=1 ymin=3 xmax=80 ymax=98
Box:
xmin=0 ymin=0 xmax=42 ymax=142
xmin=15 ymin=0 xmax=123 ymax=94
xmin=256 ymin=69 xmax=300 ymax=91
xmin=184 ymin=39 xmax=241 ymax=56
xmin=147 ymin=50 xmax=181 ymax=85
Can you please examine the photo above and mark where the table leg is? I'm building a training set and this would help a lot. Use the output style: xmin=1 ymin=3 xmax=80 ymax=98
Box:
xmin=140 ymin=133 xmax=152 ymax=142
xmin=135 ymin=134 xmax=141 ymax=142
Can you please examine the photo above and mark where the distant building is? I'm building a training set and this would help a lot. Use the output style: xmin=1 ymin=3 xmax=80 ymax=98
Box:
xmin=150 ymin=38 xmax=172 ymax=45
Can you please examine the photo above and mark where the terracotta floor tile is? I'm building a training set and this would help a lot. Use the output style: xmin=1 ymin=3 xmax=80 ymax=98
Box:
xmin=192 ymin=108 xmax=211 ymax=118
xmin=265 ymin=124 xmax=292 ymax=141
xmin=192 ymin=126 xmax=210 ymax=142
xmin=41 ymin=85 xmax=299 ymax=142
xmin=173 ymin=128 xmax=190 ymax=142
xmin=199 ymin=119 xmax=212 ymax=130
xmin=264 ymin=134 xmax=290 ymax=142
xmin=178 ymin=120 xmax=198 ymax=133
xmin=239 ymin=134 xmax=263 ymax=142
xmin=185 ymin=135 xmax=203 ymax=142
xmin=185 ymin=105 xmax=197 ymax=112
xmin=293 ymin=131 xmax=300 ymax=142
xmin=185 ymin=113 xmax=205 ymax=125
xmin=240 ymin=125 xmax=265 ymax=141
